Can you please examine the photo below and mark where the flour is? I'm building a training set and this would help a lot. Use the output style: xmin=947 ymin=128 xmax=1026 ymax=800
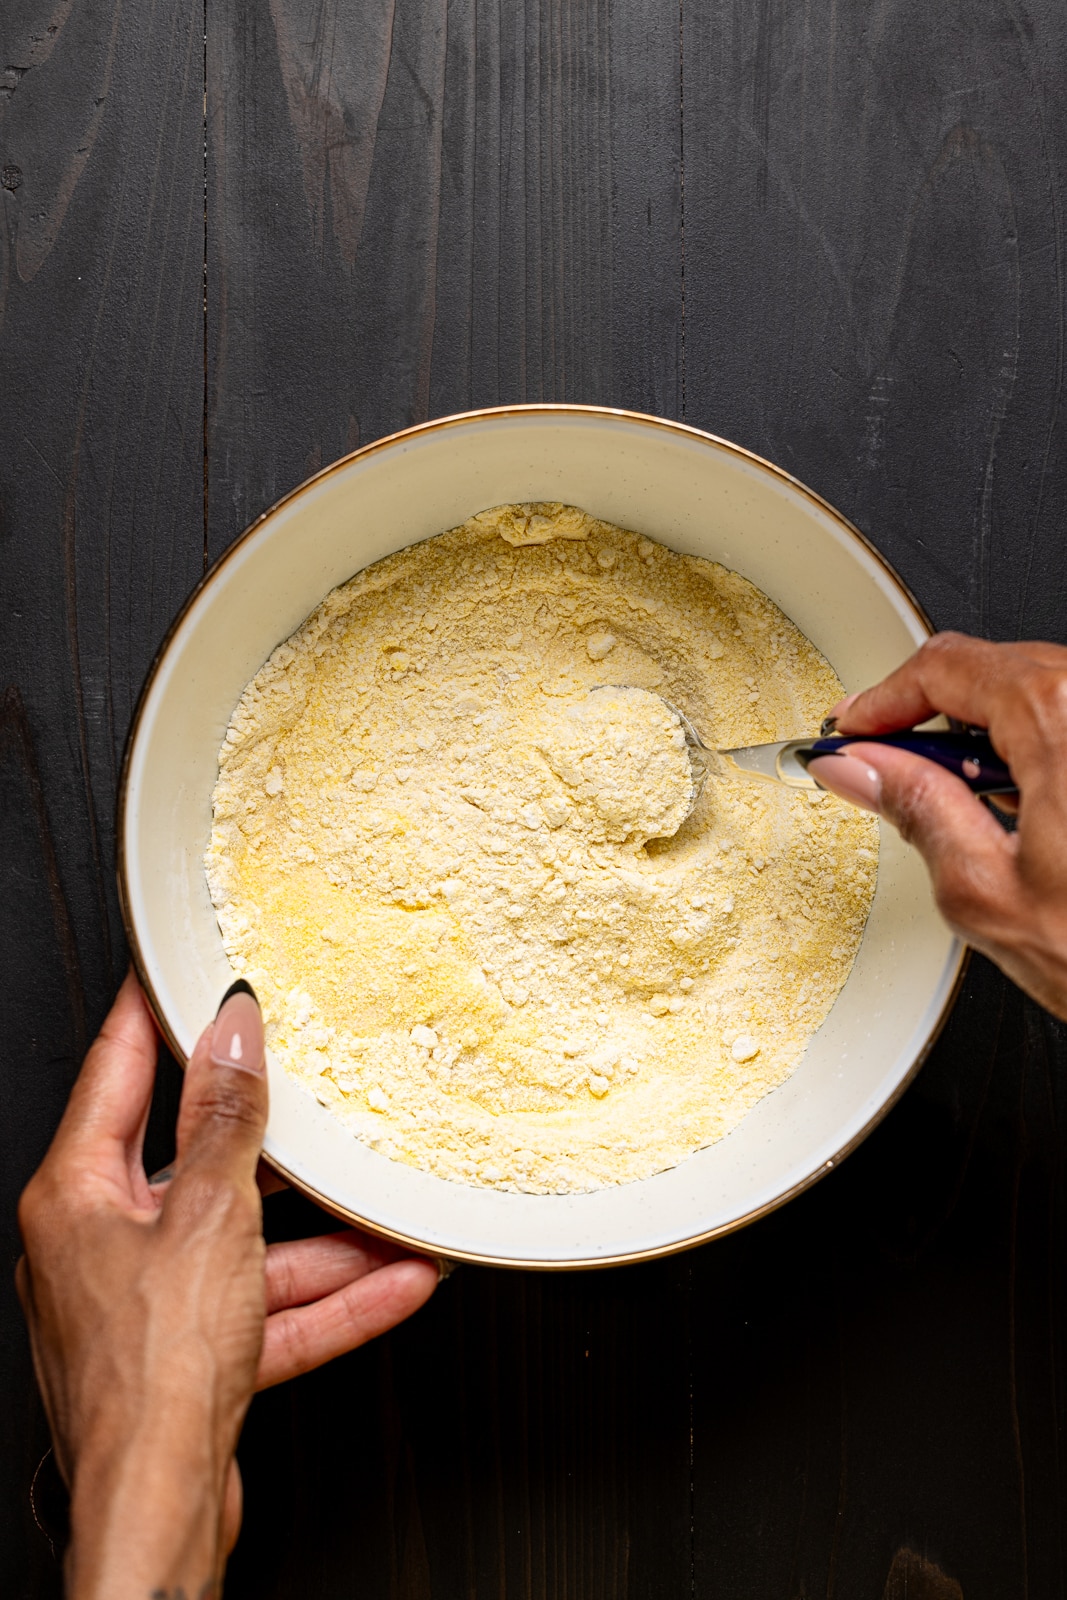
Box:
xmin=205 ymin=503 xmax=878 ymax=1194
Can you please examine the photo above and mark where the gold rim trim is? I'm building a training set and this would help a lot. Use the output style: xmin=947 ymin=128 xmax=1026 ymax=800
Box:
xmin=117 ymin=403 xmax=965 ymax=1271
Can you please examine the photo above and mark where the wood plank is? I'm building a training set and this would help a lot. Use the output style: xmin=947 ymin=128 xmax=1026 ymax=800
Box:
xmin=690 ymin=964 xmax=1067 ymax=1598
xmin=207 ymin=0 xmax=683 ymax=546
xmin=682 ymin=3 xmax=1067 ymax=1594
xmin=0 ymin=0 xmax=206 ymax=1000
xmin=0 ymin=0 xmax=204 ymax=1586
xmin=228 ymin=1195 xmax=695 ymax=1600
xmin=0 ymin=688 xmax=83 ymax=1599
xmin=681 ymin=0 xmax=1067 ymax=641
xmin=208 ymin=3 xmax=693 ymax=1595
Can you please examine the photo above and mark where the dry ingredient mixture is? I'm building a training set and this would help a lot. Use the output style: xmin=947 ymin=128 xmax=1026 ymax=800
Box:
xmin=206 ymin=503 xmax=878 ymax=1193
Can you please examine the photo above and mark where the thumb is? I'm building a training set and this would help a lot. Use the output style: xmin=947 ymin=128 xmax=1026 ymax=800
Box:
xmin=172 ymin=981 xmax=268 ymax=1193
xmin=807 ymin=744 xmax=1017 ymax=940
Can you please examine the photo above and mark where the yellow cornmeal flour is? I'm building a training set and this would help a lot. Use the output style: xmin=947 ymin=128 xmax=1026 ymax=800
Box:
xmin=205 ymin=503 xmax=878 ymax=1194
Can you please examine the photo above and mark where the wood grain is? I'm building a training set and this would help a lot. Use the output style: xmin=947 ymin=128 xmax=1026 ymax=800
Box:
xmin=0 ymin=687 xmax=83 ymax=1600
xmin=0 ymin=0 xmax=204 ymax=1588
xmin=3 ymin=0 xmax=1067 ymax=1593
xmin=206 ymin=0 xmax=682 ymax=544
xmin=681 ymin=0 xmax=1067 ymax=643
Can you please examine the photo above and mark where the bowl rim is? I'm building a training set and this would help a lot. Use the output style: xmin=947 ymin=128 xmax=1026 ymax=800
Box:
xmin=117 ymin=403 xmax=968 ymax=1269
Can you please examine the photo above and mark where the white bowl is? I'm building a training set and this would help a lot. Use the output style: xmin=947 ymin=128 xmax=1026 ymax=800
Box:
xmin=119 ymin=406 xmax=963 ymax=1269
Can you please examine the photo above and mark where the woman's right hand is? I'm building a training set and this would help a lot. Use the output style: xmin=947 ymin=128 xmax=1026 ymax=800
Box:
xmin=17 ymin=975 xmax=439 ymax=1598
xmin=805 ymin=632 xmax=1067 ymax=1020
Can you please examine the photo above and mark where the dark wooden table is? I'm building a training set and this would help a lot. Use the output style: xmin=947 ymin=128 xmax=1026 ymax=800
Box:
xmin=4 ymin=2 xmax=1067 ymax=1595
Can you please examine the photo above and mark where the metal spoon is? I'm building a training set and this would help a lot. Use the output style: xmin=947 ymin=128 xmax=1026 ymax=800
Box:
xmin=669 ymin=705 xmax=1016 ymax=803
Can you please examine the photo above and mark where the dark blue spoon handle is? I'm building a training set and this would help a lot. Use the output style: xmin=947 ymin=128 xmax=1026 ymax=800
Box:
xmin=807 ymin=730 xmax=1016 ymax=795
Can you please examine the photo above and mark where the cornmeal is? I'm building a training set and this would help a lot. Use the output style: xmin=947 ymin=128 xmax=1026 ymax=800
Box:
xmin=206 ymin=504 xmax=878 ymax=1193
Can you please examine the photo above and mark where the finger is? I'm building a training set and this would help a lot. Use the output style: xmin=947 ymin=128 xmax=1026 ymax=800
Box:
xmin=829 ymin=633 xmax=1067 ymax=738
xmin=1002 ymin=640 xmax=1067 ymax=670
xmin=147 ymin=1153 xmax=285 ymax=1209
xmin=255 ymin=1257 xmax=438 ymax=1390
xmin=808 ymin=743 xmax=1018 ymax=940
xmin=145 ymin=1164 xmax=175 ymax=1212
xmin=157 ymin=1158 xmax=282 ymax=1204
xmin=264 ymin=1230 xmax=406 ymax=1315
xmin=222 ymin=1459 xmax=244 ymax=1557
xmin=47 ymin=971 xmax=159 ymax=1198
xmin=170 ymin=983 xmax=267 ymax=1200
xmin=831 ymin=633 xmax=1019 ymax=735
xmin=257 ymin=1160 xmax=289 ymax=1198
xmin=805 ymin=751 xmax=883 ymax=813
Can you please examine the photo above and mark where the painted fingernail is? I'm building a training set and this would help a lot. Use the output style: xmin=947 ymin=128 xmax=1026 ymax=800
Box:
xmin=147 ymin=1166 xmax=174 ymax=1187
xmin=217 ymin=978 xmax=257 ymax=1011
xmin=806 ymin=753 xmax=883 ymax=813
xmin=826 ymin=691 xmax=861 ymax=724
xmin=211 ymin=986 xmax=264 ymax=1074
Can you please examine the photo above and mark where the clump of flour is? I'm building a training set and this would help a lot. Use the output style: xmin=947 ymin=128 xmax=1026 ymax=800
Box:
xmin=534 ymin=686 xmax=695 ymax=844
xmin=205 ymin=502 xmax=878 ymax=1194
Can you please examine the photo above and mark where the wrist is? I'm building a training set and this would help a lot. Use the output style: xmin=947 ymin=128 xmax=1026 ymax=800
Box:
xmin=67 ymin=1413 xmax=228 ymax=1600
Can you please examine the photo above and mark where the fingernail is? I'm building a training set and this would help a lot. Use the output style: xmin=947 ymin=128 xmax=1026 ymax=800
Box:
xmin=434 ymin=1256 xmax=459 ymax=1282
xmin=217 ymin=978 xmax=257 ymax=1011
xmin=147 ymin=1166 xmax=174 ymax=1187
xmin=826 ymin=691 xmax=861 ymax=724
xmin=806 ymin=753 xmax=883 ymax=813
xmin=211 ymin=986 xmax=264 ymax=1075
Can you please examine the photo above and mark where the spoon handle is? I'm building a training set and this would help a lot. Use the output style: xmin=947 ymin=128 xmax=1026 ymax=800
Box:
xmin=807 ymin=730 xmax=1016 ymax=796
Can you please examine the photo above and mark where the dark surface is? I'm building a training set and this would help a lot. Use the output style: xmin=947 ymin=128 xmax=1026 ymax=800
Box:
xmin=2 ymin=0 xmax=1067 ymax=1594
